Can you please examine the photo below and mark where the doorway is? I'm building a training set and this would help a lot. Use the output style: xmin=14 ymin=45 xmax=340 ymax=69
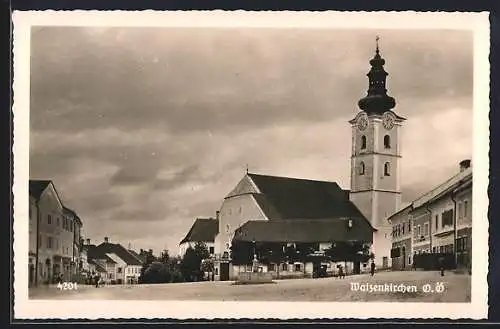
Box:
xmin=220 ymin=262 xmax=230 ymax=281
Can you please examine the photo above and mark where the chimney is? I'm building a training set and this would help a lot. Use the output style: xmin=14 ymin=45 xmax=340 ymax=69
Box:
xmin=216 ymin=211 xmax=220 ymax=220
xmin=86 ymin=238 xmax=91 ymax=245
xmin=104 ymin=236 xmax=109 ymax=243
xmin=459 ymin=159 xmax=471 ymax=172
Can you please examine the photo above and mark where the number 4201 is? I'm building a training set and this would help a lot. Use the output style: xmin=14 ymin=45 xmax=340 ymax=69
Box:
xmin=57 ymin=282 xmax=78 ymax=290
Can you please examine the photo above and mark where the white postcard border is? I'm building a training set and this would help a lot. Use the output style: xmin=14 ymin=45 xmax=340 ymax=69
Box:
xmin=12 ymin=10 xmax=490 ymax=320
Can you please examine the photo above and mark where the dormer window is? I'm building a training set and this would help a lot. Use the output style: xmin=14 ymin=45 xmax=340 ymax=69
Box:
xmin=361 ymin=135 xmax=367 ymax=149
xmin=384 ymin=135 xmax=391 ymax=149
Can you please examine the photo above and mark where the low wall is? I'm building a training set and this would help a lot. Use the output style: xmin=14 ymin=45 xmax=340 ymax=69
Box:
xmin=236 ymin=272 xmax=274 ymax=284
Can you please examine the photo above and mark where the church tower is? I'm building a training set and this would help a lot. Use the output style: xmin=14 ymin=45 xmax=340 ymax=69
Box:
xmin=349 ymin=37 xmax=406 ymax=268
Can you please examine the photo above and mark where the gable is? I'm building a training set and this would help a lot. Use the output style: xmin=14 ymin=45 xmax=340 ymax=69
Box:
xmin=225 ymin=175 xmax=260 ymax=199
xmin=40 ymin=182 xmax=64 ymax=211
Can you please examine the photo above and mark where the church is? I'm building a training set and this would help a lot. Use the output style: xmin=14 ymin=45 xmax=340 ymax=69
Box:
xmin=180 ymin=39 xmax=406 ymax=281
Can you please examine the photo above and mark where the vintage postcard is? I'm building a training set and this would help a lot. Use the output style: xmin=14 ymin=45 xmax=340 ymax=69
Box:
xmin=12 ymin=10 xmax=490 ymax=320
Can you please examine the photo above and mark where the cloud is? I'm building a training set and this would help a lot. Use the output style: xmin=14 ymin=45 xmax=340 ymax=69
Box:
xmin=28 ymin=27 xmax=473 ymax=254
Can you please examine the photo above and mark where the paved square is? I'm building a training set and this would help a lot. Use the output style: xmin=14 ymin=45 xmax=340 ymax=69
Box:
xmin=29 ymin=271 xmax=471 ymax=302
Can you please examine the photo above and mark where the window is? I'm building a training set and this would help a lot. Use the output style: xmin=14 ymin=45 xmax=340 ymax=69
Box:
xmin=442 ymin=209 xmax=454 ymax=227
xmin=408 ymin=221 xmax=412 ymax=232
xmin=209 ymin=247 xmax=214 ymax=254
xmin=47 ymin=215 xmax=52 ymax=225
xmin=294 ymin=264 xmax=302 ymax=272
xmin=458 ymin=203 xmax=464 ymax=219
xmin=359 ymin=162 xmax=365 ymax=175
xmin=282 ymin=263 xmax=287 ymax=271
xmin=384 ymin=135 xmax=391 ymax=148
xmin=269 ymin=264 xmax=276 ymax=272
xmin=215 ymin=268 xmax=219 ymax=275
xmin=117 ymin=267 xmax=122 ymax=274
xmin=432 ymin=247 xmax=436 ymax=253
xmin=70 ymin=221 xmax=73 ymax=232
xmin=47 ymin=237 xmax=53 ymax=249
xmin=57 ymin=217 xmax=60 ymax=227
xmin=464 ymin=200 xmax=469 ymax=218
xmin=408 ymin=256 xmax=412 ymax=265
xmin=384 ymin=162 xmax=391 ymax=176
xmin=424 ymin=223 xmax=429 ymax=236
xmin=435 ymin=215 xmax=439 ymax=230
xmin=417 ymin=225 xmax=421 ymax=237
xmin=401 ymin=224 xmax=405 ymax=235
xmin=361 ymin=135 xmax=367 ymax=149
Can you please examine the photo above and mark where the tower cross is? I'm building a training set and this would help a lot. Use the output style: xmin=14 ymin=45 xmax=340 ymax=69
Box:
xmin=375 ymin=35 xmax=380 ymax=53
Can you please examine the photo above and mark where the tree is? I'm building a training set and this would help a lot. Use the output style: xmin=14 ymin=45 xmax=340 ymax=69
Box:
xmin=230 ymin=240 xmax=253 ymax=265
xmin=160 ymin=249 xmax=170 ymax=264
xmin=180 ymin=246 xmax=203 ymax=282
xmin=324 ymin=241 xmax=371 ymax=263
xmin=193 ymin=242 xmax=210 ymax=260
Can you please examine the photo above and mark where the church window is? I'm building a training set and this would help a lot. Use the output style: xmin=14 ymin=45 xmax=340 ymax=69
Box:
xmin=384 ymin=162 xmax=391 ymax=176
xmin=361 ymin=136 xmax=367 ymax=149
xmin=384 ymin=135 xmax=391 ymax=148
xmin=359 ymin=162 xmax=365 ymax=175
xmin=464 ymin=200 xmax=469 ymax=218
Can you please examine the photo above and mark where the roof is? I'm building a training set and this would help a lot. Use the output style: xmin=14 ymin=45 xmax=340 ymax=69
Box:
xmin=86 ymin=245 xmax=116 ymax=264
xmin=29 ymin=180 xmax=83 ymax=225
xmin=88 ymin=259 xmax=107 ymax=272
xmin=29 ymin=180 xmax=52 ymax=200
xmin=386 ymin=202 xmax=413 ymax=221
xmin=180 ymin=218 xmax=219 ymax=245
xmin=413 ymin=167 xmax=472 ymax=208
xmin=246 ymin=173 xmax=367 ymax=222
xmin=128 ymin=249 xmax=146 ymax=263
xmin=63 ymin=206 xmax=83 ymax=226
xmin=233 ymin=218 xmax=374 ymax=244
xmin=94 ymin=242 xmax=143 ymax=266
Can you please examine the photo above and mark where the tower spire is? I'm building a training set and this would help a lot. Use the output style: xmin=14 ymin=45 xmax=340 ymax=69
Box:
xmin=357 ymin=36 xmax=396 ymax=114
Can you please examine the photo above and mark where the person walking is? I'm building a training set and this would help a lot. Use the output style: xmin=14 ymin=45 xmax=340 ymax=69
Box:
xmin=370 ymin=261 xmax=376 ymax=277
xmin=338 ymin=265 xmax=345 ymax=279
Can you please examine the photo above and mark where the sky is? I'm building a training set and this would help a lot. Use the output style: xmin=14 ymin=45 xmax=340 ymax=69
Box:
xmin=29 ymin=27 xmax=473 ymax=255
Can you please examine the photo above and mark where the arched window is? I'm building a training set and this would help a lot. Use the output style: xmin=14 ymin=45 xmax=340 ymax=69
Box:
xmin=384 ymin=162 xmax=391 ymax=176
xmin=384 ymin=135 xmax=391 ymax=149
xmin=361 ymin=135 xmax=367 ymax=149
xmin=359 ymin=161 xmax=365 ymax=175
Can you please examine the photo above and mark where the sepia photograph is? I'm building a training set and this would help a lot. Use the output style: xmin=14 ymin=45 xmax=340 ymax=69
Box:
xmin=13 ymin=10 xmax=489 ymax=319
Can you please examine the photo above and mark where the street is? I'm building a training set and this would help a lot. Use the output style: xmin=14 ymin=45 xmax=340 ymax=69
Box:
xmin=29 ymin=270 xmax=471 ymax=302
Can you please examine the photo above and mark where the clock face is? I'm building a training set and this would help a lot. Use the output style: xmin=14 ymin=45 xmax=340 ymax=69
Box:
xmin=357 ymin=115 xmax=368 ymax=131
xmin=382 ymin=112 xmax=395 ymax=130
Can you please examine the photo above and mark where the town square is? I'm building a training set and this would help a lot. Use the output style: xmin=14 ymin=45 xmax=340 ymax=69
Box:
xmin=29 ymin=270 xmax=470 ymax=302
xmin=18 ymin=12 xmax=485 ymax=317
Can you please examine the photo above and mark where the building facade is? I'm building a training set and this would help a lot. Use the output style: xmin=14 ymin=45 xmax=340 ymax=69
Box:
xmin=29 ymin=180 xmax=83 ymax=286
xmin=389 ymin=204 xmax=413 ymax=270
xmin=349 ymin=40 xmax=405 ymax=269
xmin=390 ymin=160 xmax=473 ymax=270
xmin=85 ymin=237 xmax=143 ymax=284
xmin=211 ymin=173 xmax=374 ymax=281
xmin=179 ymin=217 xmax=218 ymax=257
